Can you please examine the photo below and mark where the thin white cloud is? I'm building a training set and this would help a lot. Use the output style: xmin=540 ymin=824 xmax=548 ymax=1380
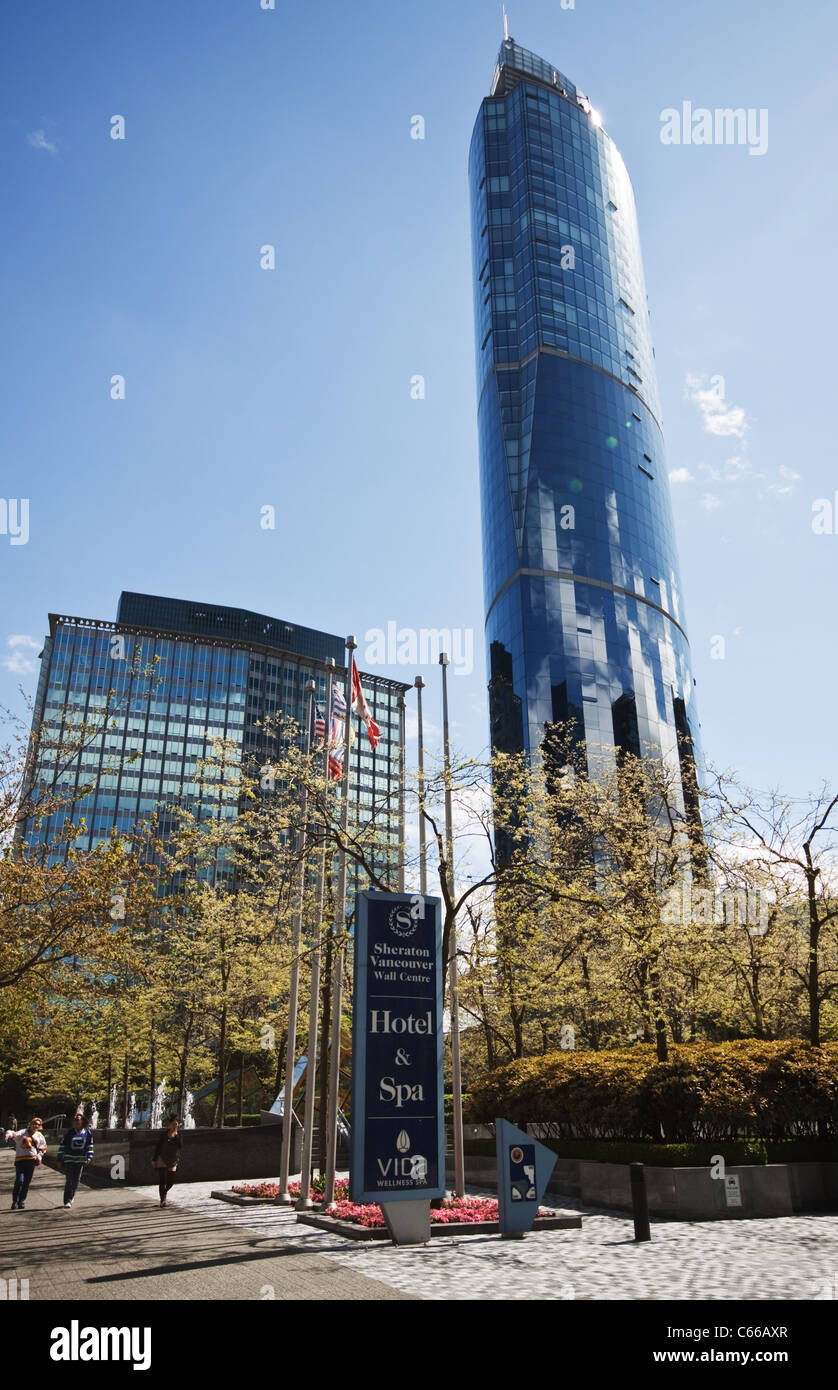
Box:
xmin=3 ymin=634 xmax=40 ymax=675
xmin=669 ymin=467 xmax=693 ymax=484
xmin=27 ymin=129 xmax=57 ymax=154
xmin=699 ymin=492 xmax=721 ymax=511
xmin=685 ymin=373 xmax=749 ymax=438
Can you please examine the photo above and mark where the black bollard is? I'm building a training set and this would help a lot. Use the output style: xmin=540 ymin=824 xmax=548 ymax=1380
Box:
xmin=630 ymin=1162 xmax=651 ymax=1242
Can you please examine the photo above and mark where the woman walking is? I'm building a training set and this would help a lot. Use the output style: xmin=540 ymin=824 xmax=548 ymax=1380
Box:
xmin=152 ymin=1116 xmax=182 ymax=1207
xmin=5 ymin=1117 xmax=46 ymax=1210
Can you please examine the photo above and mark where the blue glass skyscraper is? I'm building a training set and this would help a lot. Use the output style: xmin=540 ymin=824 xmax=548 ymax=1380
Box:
xmin=470 ymin=39 xmax=699 ymax=803
xmin=22 ymin=593 xmax=408 ymax=886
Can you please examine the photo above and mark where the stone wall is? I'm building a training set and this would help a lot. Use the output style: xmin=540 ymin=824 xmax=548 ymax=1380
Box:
xmin=44 ymin=1121 xmax=300 ymax=1186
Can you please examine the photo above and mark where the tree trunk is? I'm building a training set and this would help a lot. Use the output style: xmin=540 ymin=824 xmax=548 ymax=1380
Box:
xmin=236 ymin=1051 xmax=244 ymax=1126
xmin=806 ymin=864 xmax=821 ymax=1046
xmin=648 ymin=951 xmax=668 ymax=1062
xmin=177 ymin=1043 xmax=189 ymax=1123
xmin=149 ymin=1036 xmax=156 ymax=1125
xmin=215 ymin=1004 xmax=228 ymax=1128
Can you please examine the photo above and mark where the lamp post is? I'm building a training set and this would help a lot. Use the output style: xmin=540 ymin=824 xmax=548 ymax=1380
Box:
xmin=440 ymin=653 xmax=465 ymax=1197
xmin=397 ymin=695 xmax=406 ymax=893
xmin=323 ymin=639 xmax=356 ymax=1207
xmin=297 ymin=664 xmax=334 ymax=1210
xmin=278 ymin=679 xmax=316 ymax=1202
xmin=414 ymin=676 xmax=427 ymax=896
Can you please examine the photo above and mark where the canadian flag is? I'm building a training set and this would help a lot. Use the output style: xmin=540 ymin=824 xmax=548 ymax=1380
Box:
xmin=352 ymin=658 xmax=380 ymax=751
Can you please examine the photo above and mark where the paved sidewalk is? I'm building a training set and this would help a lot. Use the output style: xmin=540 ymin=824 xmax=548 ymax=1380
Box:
xmin=129 ymin=1172 xmax=838 ymax=1302
xmin=0 ymin=1152 xmax=413 ymax=1301
xmin=6 ymin=1150 xmax=838 ymax=1302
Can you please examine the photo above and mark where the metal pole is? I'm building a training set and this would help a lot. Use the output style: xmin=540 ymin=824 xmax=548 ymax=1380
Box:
xmin=630 ymin=1162 xmax=651 ymax=1241
xmin=278 ymin=679 xmax=316 ymax=1202
xmin=397 ymin=695 xmax=406 ymax=894
xmin=149 ymin=1034 xmax=156 ymax=1128
xmin=414 ymin=676 xmax=427 ymax=896
xmin=297 ymin=663 xmax=334 ymax=1211
xmin=323 ymin=637 xmax=356 ymax=1206
xmin=440 ymin=653 xmax=465 ymax=1198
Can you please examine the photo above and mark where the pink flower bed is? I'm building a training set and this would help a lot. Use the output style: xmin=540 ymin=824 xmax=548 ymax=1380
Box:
xmin=231 ymin=1178 xmax=351 ymax=1201
xmin=229 ymin=1179 xmax=551 ymax=1228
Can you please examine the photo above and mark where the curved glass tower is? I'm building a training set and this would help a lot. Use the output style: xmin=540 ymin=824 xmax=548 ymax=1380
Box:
xmin=470 ymin=38 xmax=699 ymax=799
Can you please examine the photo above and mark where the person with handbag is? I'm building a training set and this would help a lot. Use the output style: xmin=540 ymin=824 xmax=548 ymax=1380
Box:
xmin=5 ymin=1117 xmax=46 ymax=1209
xmin=57 ymin=1112 xmax=95 ymax=1208
xmin=152 ymin=1116 xmax=182 ymax=1207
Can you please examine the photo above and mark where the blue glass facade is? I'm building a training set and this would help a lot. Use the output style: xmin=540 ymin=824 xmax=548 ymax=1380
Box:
xmin=470 ymin=40 xmax=699 ymax=792
xmin=25 ymin=595 xmax=408 ymax=886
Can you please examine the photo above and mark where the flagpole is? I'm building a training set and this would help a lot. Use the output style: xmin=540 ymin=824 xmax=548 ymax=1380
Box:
xmin=440 ymin=651 xmax=465 ymax=1198
xmin=397 ymin=694 xmax=406 ymax=893
xmin=414 ymin=676 xmax=427 ymax=896
xmin=323 ymin=636 xmax=356 ymax=1207
xmin=296 ymin=661 xmax=334 ymax=1210
xmin=277 ymin=679 xmax=316 ymax=1203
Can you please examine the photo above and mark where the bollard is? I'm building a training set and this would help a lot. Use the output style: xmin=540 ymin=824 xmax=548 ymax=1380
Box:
xmin=630 ymin=1162 xmax=651 ymax=1242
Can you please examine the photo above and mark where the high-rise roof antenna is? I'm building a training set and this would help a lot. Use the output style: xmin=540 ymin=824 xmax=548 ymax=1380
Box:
xmin=502 ymin=5 xmax=509 ymax=41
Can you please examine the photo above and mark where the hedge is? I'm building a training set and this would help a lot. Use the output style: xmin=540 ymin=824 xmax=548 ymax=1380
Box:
xmin=462 ymin=1136 xmax=768 ymax=1166
xmin=465 ymin=1041 xmax=838 ymax=1142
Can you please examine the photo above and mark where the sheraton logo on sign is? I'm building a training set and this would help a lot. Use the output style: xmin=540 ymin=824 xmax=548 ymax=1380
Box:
xmin=389 ymin=904 xmax=418 ymax=938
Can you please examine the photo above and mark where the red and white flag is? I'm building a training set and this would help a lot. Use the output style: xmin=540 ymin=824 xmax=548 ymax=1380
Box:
xmin=351 ymin=659 xmax=380 ymax=751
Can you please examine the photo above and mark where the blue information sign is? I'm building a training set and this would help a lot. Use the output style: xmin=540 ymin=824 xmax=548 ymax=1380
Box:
xmin=496 ymin=1118 xmax=558 ymax=1237
xmin=350 ymin=890 xmax=445 ymax=1204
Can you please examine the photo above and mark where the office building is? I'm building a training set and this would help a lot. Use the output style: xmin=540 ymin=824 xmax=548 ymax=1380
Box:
xmin=470 ymin=38 xmax=699 ymax=806
xmin=24 ymin=592 xmax=408 ymax=883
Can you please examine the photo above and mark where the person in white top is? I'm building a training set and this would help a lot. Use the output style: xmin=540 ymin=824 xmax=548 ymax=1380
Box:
xmin=5 ymin=1117 xmax=46 ymax=1210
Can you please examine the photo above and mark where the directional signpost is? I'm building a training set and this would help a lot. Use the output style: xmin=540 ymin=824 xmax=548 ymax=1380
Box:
xmin=351 ymin=890 xmax=444 ymax=1245
xmin=496 ymin=1117 xmax=558 ymax=1239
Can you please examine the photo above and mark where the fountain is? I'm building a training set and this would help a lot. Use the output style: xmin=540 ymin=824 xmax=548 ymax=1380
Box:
xmin=107 ymin=1084 xmax=117 ymax=1130
xmin=126 ymin=1092 xmax=136 ymax=1129
xmin=88 ymin=1101 xmax=99 ymax=1130
xmin=150 ymin=1079 xmax=167 ymax=1129
xmin=182 ymin=1090 xmax=196 ymax=1129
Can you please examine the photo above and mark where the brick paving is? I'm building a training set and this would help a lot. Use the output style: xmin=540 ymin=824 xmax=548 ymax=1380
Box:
xmin=131 ymin=1171 xmax=838 ymax=1302
xmin=0 ymin=1152 xmax=412 ymax=1301
xmin=4 ymin=1150 xmax=837 ymax=1301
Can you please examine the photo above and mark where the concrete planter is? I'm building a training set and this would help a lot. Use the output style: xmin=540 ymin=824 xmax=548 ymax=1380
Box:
xmin=446 ymin=1153 xmax=838 ymax=1218
xmin=295 ymin=1211 xmax=582 ymax=1241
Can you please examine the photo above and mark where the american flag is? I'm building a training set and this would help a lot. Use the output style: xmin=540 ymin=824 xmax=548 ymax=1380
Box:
xmin=327 ymin=685 xmax=347 ymax=780
xmin=313 ymin=704 xmax=326 ymax=742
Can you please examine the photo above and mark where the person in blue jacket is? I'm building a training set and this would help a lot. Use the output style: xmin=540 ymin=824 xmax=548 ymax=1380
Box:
xmin=57 ymin=1112 xmax=94 ymax=1208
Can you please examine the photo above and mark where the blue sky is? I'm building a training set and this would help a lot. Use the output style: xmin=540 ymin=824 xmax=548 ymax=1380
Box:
xmin=1 ymin=0 xmax=836 ymax=797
